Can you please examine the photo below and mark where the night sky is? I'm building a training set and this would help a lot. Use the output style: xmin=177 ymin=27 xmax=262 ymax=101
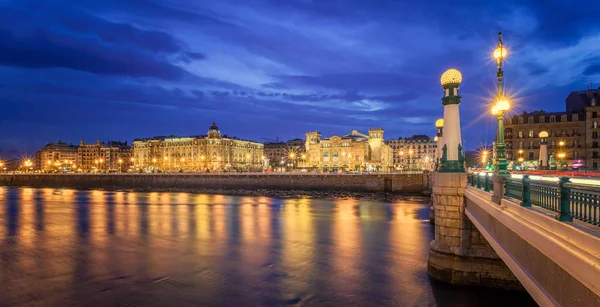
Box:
xmin=1 ymin=0 xmax=599 ymax=158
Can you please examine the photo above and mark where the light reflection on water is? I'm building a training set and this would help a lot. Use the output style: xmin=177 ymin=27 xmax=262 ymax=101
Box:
xmin=0 ymin=187 xmax=535 ymax=306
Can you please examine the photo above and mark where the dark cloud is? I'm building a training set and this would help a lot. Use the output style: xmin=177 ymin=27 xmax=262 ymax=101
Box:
xmin=582 ymin=64 xmax=600 ymax=76
xmin=0 ymin=0 xmax=598 ymax=155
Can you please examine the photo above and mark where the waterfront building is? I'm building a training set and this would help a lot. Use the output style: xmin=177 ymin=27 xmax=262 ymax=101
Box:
xmin=34 ymin=141 xmax=78 ymax=172
xmin=263 ymin=138 xmax=305 ymax=168
xmin=387 ymin=135 xmax=437 ymax=170
xmin=77 ymin=140 xmax=131 ymax=172
xmin=504 ymin=86 xmax=600 ymax=170
xmin=302 ymin=129 xmax=393 ymax=172
xmin=132 ymin=122 xmax=263 ymax=172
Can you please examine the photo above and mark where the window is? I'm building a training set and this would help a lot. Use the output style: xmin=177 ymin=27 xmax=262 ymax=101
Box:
xmin=539 ymin=116 xmax=545 ymax=123
xmin=528 ymin=117 xmax=534 ymax=124
xmin=594 ymin=162 xmax=598 ymax=170
xmin=593 ymin=112 xmax=598 ymax=118
xmin=573 ymin=140 xmax=578 ymax=147
xmin=551 ymin=140 xmax=556 ymax=147
xmin=518 ymin=117 xmax=524 ymax=124
xmin=529 ymin=152 xmax=534 ymax=160
xmin=518 ymin=131 xmax=523 ymax=138
xmin=573 ymin=114 xmax=579 ymax=121
xmin=593 ymin=121 xmax=599 ymax=129
xmin=562 ymin=129 xmax=566 ymax=137
xmin=332 ymin=152 xmax=339 ymax=162
xmin=550 ymin=116 xmax=556 ymax=123
xmin=594 ymin=132 xmax=599 ymax=139
xmin=323 ymin=152 xmax=329 ymax=162
xmin=574 ymin=152 xmax=579 ymax=159
xmin=519 ymin=141 xmax=524 ymax=148
xmin=573 ymin=128 xmax=579 ymax=135
xmin=594 ymin=142 xmax=599 ymax=149
xmin=561 ymin=115 xmax=567 ymax=122
xmin=528 ymin=130 xmax=534 ymax=138
xmin=529 ymin=141 xmax=534 ymax=148
xmin=594 ymin=152 xmax=599 ymax=159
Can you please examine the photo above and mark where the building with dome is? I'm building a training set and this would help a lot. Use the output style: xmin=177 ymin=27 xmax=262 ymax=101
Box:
xmin=301 ymin=128 xmax=393 ymax=172
xmin=132 ymin=122 xmax=264 ymax=172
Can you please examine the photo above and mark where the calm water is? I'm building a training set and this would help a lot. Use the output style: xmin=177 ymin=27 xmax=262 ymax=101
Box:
xmin=0 ymin=187 xmax=535 ymax=307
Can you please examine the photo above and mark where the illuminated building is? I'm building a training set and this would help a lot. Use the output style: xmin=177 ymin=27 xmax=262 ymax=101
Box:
xmin=302 ymin=129 xmax=393 ymax=172
xmin=78 ymin=140 xmax=131 ymax=172
xmin=34 ymin=141 xmax=78 ymax=172
xmin=388 ymin=135 xmax=437 ymax=170
xmin=263 ymin=138 xmax=305 ymax=168
xmin=504 ymin=87 xmax=600 ymax=170
xmin=132 ymin=122 xmax=263 ymax=172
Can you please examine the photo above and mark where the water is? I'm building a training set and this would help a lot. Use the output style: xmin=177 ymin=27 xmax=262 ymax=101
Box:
xmin=0 ymin=187 xmax=536 ymax=306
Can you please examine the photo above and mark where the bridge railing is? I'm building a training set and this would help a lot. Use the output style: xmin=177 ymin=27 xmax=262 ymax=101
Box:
xmin=468 ymin=172 xmax=493 ymax=192
xmin=469 ymin=172 xmax=600 ymax=226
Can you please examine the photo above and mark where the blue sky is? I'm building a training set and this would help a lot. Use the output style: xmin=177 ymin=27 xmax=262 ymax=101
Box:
xmin=0 ymin=0 xmax=599 ymax=158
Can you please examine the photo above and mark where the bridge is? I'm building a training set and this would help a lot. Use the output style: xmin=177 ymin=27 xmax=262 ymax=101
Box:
xmin=428 ymin=172 xmax=600 ymax=306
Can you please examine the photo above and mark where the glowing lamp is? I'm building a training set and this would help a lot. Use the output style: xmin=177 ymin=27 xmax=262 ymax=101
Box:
xmin=491 ymin=105 xmax=499 ymax=115
xmin=493 ymin=46 xmax=507 ymax=60
xmin=440 ymin=69 xmax=462 ymax=86
xmin=434 ymin=136 xmax=438 ymax=142
xmin=496 ymin=99 xmax=510 ymax=112
xmin=539 ymin=131 xmax=549 ymax=138
xmin=435 ymin=118 xmax=444 ymax=128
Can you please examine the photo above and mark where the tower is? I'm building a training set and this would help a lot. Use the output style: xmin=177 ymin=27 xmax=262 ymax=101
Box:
xmin=368 ymin=128 xmax=384 ymax=164
xmin=438 ymin=69 xmax=465 ymax=172
xmin=207 ymin=122 xmax=221 ymax=138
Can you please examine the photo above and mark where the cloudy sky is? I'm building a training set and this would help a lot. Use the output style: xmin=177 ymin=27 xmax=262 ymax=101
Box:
xmin=0 ymin=0 xmax=599 ymax=158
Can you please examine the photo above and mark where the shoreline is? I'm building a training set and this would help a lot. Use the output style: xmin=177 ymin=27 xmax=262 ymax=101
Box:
xmin=8 ymin=185 xmax=431 ymax=201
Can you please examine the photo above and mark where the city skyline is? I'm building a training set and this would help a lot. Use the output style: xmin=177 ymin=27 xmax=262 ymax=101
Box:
xmin=1 ymin=0 xmax=599 ymax=158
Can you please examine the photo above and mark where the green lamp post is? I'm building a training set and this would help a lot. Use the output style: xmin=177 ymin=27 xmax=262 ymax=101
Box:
xmin=491 ymin=32 xmax=510 ymax=176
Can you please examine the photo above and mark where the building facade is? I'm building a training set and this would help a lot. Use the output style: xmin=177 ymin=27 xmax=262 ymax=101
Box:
xmin=132 ymin=122 xmax=264 ymax=172
xmin=387 ymin=135 xmax=436 ymax=170
xmin=504 ymin=87 xmax=600 ymax=170
xmin=263 ymin=138 xmax=305 ymax=168
xmin=34 ymin=141 xmax=78 ymax=172
xmin=301 ymin=129 xmax=393 ymax=172
xmin=77 ymin=140 xmax=131 ymax=172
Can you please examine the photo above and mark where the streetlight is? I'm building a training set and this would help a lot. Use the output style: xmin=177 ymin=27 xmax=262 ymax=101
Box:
xmin=118 ymin=158 xmax=123 ymax=173
xmin=491 ymin=32 xmax=510 ymax=175
xmin=482 ymin=150 xmax=489 ymax=168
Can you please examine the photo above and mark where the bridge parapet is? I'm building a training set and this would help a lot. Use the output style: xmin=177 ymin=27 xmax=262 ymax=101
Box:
xmin=466 ymin=186 xmax=600 ymax=306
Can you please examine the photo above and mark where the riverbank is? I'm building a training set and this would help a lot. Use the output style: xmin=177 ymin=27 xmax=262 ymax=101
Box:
xmin=42 ymin=185 xmax=430 ymax=201
xmin=0 ymin=173 xmax=431 ymax=195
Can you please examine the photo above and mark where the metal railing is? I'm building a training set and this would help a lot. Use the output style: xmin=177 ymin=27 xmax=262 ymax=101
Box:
xmin=468 ymin=172 xmax=600 ymax=226
xmin=503 ymin=175 xmax=599 ymax=226
xmin=468 ymin=172 xmax=493 ymax=192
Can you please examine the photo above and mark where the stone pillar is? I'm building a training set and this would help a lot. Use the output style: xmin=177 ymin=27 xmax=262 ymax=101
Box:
xmin=428 ymin=172 xmax=520 ymax=289
xmin=438 ymin=69 xmax=465 ymax=172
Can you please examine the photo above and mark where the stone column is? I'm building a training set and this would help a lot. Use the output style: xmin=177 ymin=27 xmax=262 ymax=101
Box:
xmin=438 ymin=69 xmax=465 ymax=172
xmin=428 ymin=69 xmax=519 ymax=289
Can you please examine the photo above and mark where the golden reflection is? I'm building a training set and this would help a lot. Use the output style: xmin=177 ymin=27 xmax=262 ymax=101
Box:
xmin=389 ymin=199 xmax=429 ymax=305
xmin=282 ymin=198 xmax=314 ymax=275
xmin=196 ymin=203 xmax=210 ymax=246
xmin=333 ymin=199 xmax=360 ymax=285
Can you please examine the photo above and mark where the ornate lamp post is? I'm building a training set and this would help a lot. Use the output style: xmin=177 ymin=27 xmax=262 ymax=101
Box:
xmin=491 ymin=32 xmax=510 ymax=176
xmin=435 ymin=118 xmax=444 ymax=170
xmin=438 ymin=69 xmax=465 ymax=172
xmin=539 ymin=131 xmax=548 ymax=169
